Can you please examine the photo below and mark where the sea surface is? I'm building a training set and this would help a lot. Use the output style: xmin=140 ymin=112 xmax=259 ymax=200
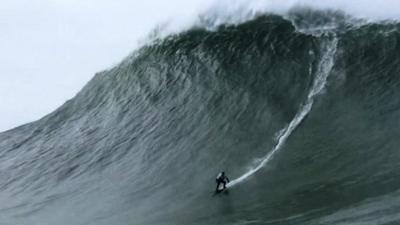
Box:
xmin=1 ymin=8 xmax=400 ymax=225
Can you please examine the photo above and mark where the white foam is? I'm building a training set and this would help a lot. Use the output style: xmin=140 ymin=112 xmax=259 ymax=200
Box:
xmin=204 ymin=0 xmax=400 ymax=22
xmin=161 ymin=0 xmax=400 ymax=35
xmin=140 ymin=0 xmax=400 ymax=53
xmin=228 ymin=35 xmax=338 ymax=188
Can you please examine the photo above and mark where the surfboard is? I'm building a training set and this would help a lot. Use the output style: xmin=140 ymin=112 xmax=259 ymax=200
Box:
xmin=212 ymin=185 xmax=229 ymax=196
xmin=216 ymin=184 xmax=228 ymax=193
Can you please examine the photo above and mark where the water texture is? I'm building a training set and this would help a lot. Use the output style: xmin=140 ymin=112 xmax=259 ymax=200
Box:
xmin=1 ymin=9 xmax=400 ymax=225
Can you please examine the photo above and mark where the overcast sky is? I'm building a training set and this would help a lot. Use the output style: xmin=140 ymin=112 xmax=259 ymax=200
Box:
xmin=0 ymin=0 xmax=213 ymax=132
xmin=1 ymin=0 xmax=400 ymax=132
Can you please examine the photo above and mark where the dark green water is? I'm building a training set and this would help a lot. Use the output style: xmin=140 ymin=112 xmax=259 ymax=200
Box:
xmin=1 ymin=9 xmax=400 ymax=225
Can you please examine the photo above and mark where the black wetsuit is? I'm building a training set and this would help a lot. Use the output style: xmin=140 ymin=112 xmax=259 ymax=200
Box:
xmin=216 ymin=173 xmax=229 ymax=191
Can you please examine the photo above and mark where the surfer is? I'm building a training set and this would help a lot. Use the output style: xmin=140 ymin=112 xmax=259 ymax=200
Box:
xmin=215 ymin=172 xmax=230 ymax=192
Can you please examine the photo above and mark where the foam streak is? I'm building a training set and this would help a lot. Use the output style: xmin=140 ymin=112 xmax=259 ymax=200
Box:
xmin=228 ymin=36 xmax=338 ymax=187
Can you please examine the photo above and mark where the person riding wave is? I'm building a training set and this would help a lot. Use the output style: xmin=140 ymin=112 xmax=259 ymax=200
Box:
xmin=215 ymin=172 xmax=230 ymax=192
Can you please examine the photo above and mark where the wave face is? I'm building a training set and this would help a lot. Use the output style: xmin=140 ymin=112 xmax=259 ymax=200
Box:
xmin=2 ymin=9 xmax=400 ymax=225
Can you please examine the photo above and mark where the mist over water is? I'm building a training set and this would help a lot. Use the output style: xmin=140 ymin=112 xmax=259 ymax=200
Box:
xmin=155 ymin=0 xmax=400 ymax=37
xmin=2 ymin=2 xmax=400 ymax=225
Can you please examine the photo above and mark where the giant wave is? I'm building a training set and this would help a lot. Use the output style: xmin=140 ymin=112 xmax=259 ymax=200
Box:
xmin=1 ymin=8 xmax=400 ymax=225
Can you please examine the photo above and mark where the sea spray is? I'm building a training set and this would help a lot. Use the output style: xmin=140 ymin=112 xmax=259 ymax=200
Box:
xmin=228 ymin=36 xmax=338 ymax=187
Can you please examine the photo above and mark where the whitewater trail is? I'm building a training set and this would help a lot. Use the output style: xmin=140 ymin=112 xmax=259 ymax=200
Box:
xmin=228 ymin=35 xmax=338 ymax=187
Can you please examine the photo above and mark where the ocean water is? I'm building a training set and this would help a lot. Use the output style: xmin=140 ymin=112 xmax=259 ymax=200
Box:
xmin=1 ymin=8 xmax=400 ymax=225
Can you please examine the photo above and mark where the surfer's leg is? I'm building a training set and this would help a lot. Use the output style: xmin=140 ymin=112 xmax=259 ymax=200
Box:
xmin=222 ymin=181 xmax=226 ymax=189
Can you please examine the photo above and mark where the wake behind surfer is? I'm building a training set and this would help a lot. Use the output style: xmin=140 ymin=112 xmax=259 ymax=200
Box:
xmin=215 ymin=172 xmax=230 ymax=192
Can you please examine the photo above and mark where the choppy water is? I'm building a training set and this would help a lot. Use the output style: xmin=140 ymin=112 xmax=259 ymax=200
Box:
xmin=1 ymin=8 xmax=400 ymax=225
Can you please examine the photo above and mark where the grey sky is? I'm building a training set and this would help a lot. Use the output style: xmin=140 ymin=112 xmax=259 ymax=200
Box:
xmin=1 ymin=0 xmax=400 ymax=132
xmin=0 ymin=0 xmax=210 ymax=132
